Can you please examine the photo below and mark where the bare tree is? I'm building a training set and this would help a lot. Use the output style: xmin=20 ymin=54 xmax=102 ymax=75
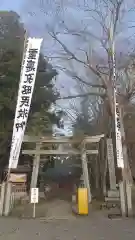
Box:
xmin=23 ymin=0 xmax=135 ymax=186
xmin=49 ymin=0 xmax=135 ymax=176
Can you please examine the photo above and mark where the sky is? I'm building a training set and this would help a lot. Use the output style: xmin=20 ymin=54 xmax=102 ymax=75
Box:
xmin=0 ymin=0 xmax=22 ymax=12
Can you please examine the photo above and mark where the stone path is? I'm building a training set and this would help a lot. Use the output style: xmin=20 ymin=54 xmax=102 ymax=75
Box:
xmin=0 ymin=214 xmax=135 ymax=240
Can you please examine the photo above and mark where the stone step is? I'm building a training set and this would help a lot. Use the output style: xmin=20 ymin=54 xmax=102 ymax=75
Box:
xmin=107 ymin=190 xmax=119 ymax=198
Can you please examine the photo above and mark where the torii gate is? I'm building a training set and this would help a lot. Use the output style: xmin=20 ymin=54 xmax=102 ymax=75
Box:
xmin=22 ymin=134 xmax=104 ymax=203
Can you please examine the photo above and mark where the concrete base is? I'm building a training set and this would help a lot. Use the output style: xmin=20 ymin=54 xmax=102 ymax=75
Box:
xmin=104 ymin=190 xmax=120 ymax=212
xmin=107 ymin=190 xmax=120 ymax=198
xmin=105 ymin=190 xmax=120 ymax=208
xmin=105 ymin=197 xmax=120 ymax=202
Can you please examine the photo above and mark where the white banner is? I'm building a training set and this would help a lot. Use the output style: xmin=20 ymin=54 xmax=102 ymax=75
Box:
xmin=114 ymin=91 xmax=124 ymax=168
xmin=9 ymin=38 xmax=43 ymax=169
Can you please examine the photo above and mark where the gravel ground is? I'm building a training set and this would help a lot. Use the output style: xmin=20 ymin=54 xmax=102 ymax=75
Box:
xmin=0 ymin=214 xmax=135 ymax=240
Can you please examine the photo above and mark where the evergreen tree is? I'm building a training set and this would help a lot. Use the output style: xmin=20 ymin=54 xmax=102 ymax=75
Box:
xmin=0 ymin=11 xmax=59 ymax=167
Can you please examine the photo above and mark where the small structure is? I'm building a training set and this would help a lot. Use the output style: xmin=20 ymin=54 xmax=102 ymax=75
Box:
xmin=4 ymin=165 xmax=30 ymax=191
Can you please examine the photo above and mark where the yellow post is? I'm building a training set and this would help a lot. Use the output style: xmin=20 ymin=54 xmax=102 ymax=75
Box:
xmin=78 ymin=188 xmax=88 ymax=215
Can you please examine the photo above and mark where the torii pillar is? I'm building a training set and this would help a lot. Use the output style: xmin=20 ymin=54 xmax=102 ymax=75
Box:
xmin=81 ymin=149 xmax=92 ymax=203
xmin=30 ymin=143 xmax=41 ymax=189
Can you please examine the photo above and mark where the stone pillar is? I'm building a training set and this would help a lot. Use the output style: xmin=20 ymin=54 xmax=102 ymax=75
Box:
xmin=119 ymin=181 xmax=127 ymax=217
xmin=119 ymin=107 xmax=132 ymax=217
xmin=107 ymin=138 xmax=117 ymax=190
xmin=0 ymin=182 xmax=6 ymax=216
xmin=4 ymin=182 xmax=12 ymax=216
xmin=126 ymin=183 xmax=133 ymax=217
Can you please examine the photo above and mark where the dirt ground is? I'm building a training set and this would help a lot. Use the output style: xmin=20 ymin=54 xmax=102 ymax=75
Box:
xmin=10 ymin=199 xmax=75 ymax=219
xmin=3 ymin=198 xmax=134 ymax=240
xmin=5 ymin=187 xmax=135 ymax=239
xmin=0 ymin=213 xmax=135 ymax=240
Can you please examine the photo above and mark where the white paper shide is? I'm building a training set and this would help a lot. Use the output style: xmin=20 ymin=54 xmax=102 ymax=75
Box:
xmin=9 ymin=38 xmax=43 ymax=169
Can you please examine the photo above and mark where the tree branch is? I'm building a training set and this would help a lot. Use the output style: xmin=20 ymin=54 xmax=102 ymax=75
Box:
xmin=59 ymin=23 xmax=109 ymax=56
xmin=57 ymin=92 xmax=106 ymax=100
xmin=49 ymin=31 xmax=104 ymax=81
xmin=57 ymin=66 xmax=106 ymax=88
xmin=72 ymin=75 xmax=106 ymax=88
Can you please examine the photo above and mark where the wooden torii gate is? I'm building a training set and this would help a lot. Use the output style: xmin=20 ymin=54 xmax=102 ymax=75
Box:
xmin=22 ymin=134 xmax=104 ymax=202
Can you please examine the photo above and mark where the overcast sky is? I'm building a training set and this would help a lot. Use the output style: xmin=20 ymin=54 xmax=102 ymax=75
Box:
xmin=1 ymin=0 xmax=135 ymax=133
xmin=1 ymin=1 xmax=135 ymax=95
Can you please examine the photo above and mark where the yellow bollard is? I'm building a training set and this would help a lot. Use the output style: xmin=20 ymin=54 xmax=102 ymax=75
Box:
xmin=78 ymin=188 xmax=88 ymax=215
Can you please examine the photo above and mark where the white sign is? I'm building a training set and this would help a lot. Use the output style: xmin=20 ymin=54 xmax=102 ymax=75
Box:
xmin=8 ymin=38 xmax=43 ymax=169
xmin=114 ymin=91 xmax=124 ymax=168
xmin=31 ymin=188 xmax=39 ymax=203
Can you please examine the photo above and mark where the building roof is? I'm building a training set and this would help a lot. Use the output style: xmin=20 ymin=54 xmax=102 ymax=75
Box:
xmin=4 ymin=165 xmax=31 ymax=173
